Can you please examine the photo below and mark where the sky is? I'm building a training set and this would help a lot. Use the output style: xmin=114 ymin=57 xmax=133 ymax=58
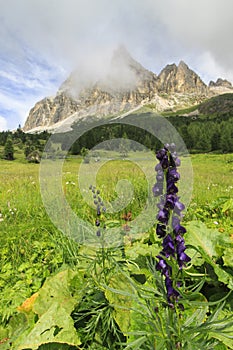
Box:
xmin=1 ymin=0 xmax=233 ymax=131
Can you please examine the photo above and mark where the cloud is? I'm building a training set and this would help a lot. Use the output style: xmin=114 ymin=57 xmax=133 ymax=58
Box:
xmin=1 ymin=0 xmax=233 ymax=129
xmin=0 ymin=116 xmax=8 ymax=131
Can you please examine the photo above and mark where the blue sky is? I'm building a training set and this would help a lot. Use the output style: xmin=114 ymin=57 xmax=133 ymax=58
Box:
xmin=1 ymin=0 xmax=233 ymax=131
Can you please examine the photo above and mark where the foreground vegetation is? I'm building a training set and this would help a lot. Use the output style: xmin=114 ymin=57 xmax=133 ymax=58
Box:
xmin=0 ymin=150 xmax=233 ymax=349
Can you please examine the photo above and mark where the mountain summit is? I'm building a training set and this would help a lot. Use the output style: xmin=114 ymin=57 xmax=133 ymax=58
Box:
xmin=157 ymin=61 xmax=207 ymax=94
xmin=23 ymin=47 xmax=232 ymax=132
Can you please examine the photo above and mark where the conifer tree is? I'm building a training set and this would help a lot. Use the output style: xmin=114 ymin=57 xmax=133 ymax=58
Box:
xmin=4 ymin=136 xmax=14 ymax=160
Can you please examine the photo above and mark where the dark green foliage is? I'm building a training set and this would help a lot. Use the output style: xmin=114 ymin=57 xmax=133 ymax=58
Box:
xmin=4 ymin=136 xmax=14 ymax=160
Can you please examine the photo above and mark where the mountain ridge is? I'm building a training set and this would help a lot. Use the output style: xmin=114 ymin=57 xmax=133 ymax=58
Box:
xmin=23 ymin=47 xmax=233 ymax=132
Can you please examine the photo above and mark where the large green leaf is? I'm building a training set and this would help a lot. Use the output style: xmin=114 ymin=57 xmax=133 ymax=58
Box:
xmin=185 ymin=221 xmax=231 ymax=258
xmin=33 ymin=269 xmax=83 ymax=316
xmin=185 ymin=221 xmax=233 ymax=288
xmin=13 ymin=269 xmax=84 ymax=349
xmin=16 ymin=303 xmax=81 ymax=349
xmin=198 ymin=246 xmax=233 ymax=289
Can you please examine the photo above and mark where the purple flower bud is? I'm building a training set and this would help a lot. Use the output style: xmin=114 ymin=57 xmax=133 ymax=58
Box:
xmin=174 ymin=200 xmax=185 ymax=213
xmin=178 ymin=252 xmax=191 ymax=269
xmin=168 ymin=168 xmax=180 ymax=182
xmin=162 ymin=234 xmax=175 ymax=257
xmin=165 ymin=194 xmax=177 ymax=209
xmin=153 ymin=183 xmax=163 ymax=197
xmin=167 ymin=181 xmax=178 ymax=194
xmin=155 ymin=163 xmax=162 ymax=171
xmin=175 ymin=158 xmax=181 ymax=167
xmin=161 ymin=155 xmax=169 ymax=169
xmin=172 ymin=216 xmax=186 ymax=235
xmin=96 ymin=230 xmax=101 ymax=237
xmin=156 ymin=224 xmax=167 ymax=238
xmin=165 ymin=277 xmax=180 ymax=300
xmin=156 ymin=173 xmax=164 ymax=182
xmin=157 ymin=208 xmax=169 ymax=223
xmin=95 ymin=219 xmax=100 ymax=227
xmin=156 ymin=256 xmax=171 ymax=277
xmin=156 ymin=148 xmax=167 ymax=161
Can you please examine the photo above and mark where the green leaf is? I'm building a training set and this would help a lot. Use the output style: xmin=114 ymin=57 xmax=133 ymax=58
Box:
xmin=185 ymin=221 xmax=221 ymax=258
xmin=13 ymin=269 xmax=83 ymax=349
xmin=223 ymin=248 xmax=233 ymax=268
xmin=16 ymin=303 xmax=81 ymax=349
xmin=183 ymin=293 xmax=208 ymax=327
xmin=197 ymin=246 xmax=233 ymax=289
xmin=33 ymin=269 xmax=83 ymax=316
xmin=105 ymin=273 xmax=136 ymax=334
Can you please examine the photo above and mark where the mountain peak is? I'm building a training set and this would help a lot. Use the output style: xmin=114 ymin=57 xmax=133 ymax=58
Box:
xmin=178 ymin=60 xmax=189 ymax=69
xmin=24 ymin=47 xmax=215 ymax=132
xmin=157 ymin=60 xmax=207 ymax=94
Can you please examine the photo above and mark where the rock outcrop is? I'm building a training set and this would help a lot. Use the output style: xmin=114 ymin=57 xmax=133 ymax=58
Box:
xmin=209 ymin=78 xmax=232 ymax=89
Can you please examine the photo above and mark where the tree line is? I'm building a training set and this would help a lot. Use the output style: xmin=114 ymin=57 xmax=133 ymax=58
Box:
xmin=1 ymin=114 xmax=233 ymax=161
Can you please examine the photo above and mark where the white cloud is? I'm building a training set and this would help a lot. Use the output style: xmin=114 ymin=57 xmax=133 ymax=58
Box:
xmin=0 ymin=116 xmax=8 ymax=131
xmin=1 ymin=0 xmax=233 ymax=129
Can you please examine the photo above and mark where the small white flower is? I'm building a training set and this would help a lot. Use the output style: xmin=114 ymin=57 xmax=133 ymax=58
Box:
xmin=66 ymin=181 xmax=69 ymax=185
xmin=0 ymin=218 xmax=4 ymax=222
xmin=213 ymin=221 xmax=219 ymax=225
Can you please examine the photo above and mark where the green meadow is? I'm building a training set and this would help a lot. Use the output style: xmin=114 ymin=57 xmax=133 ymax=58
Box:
xmin=0 ymin=150 xmax=233 ymax=349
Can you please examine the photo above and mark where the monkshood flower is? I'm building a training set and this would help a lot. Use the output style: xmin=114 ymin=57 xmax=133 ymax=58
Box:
xmin=153 ymin=143 xmax=191 ymax=304
xmin=89 ymin=185 xmax=106 ymax=236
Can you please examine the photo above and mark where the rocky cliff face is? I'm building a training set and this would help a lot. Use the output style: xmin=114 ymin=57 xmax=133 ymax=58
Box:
xmin=23 ymin=48 xmax=231 ymax=132
xmin=24 ymin=46 xmax=159 ymax=131
xmin=156 ymin=61 xmax=207 ymax=94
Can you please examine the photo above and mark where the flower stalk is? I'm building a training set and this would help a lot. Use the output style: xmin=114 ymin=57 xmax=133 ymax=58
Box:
xmin=153 ymin=143 xmax=191 ymax=305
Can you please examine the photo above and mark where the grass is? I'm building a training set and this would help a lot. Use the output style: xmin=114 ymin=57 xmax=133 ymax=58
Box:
xmin=0 ymin=151 xmax=233 ymax=348
xmin=0 ymin=151 xmax=233 ymax=321
xmin=1 ymin=151 xmax=233 ymax=234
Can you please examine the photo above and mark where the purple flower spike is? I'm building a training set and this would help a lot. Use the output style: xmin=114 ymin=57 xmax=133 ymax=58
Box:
xmin=153 ymin=144 xmax=190 ymax=304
